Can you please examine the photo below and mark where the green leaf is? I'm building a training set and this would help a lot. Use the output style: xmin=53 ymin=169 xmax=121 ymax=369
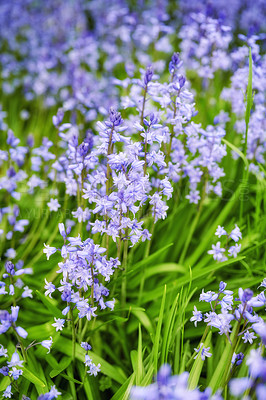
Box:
xmin=209 ymin=323 xmax=238 ymax=392
xmin=0 ymin=377 xmax=9 ymax=391
xmin=153 ymin=285 xmax=166 ymax=374
xmin=137 ymin=324 xmax=144 ymax=385
xmin=244 ymin=47 xmax=253 ymax=156
xmin=188 ymin=331 xmax=212 ymax=390
xmin=111 ymin=372 xmax=136 ymax=400
xmin=222 ymin=138 xmax=249 ymax=170
xmin=50 ymin=356 xmax=72 ymax=378
xmin=60 ymin=372 xmax=83 ymax=385
xmin=130 ymin=308 xmax=154 ymax=335
xmin=35 ymin=290 xmax=62 ymax=319
xmin=53 ymin=337 xmax=127 ymax=384
xmin=161 ymin=292 xmax=180 ymax=365
xmin=23 ymin=366 xmax=46 ymax=387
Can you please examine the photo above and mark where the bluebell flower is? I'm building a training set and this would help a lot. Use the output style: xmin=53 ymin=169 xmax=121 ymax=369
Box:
xmin=44 ymin=279 xmax=56 ymax=298
xmin=259 ymin=278 xmax=266 ymax=288
xmin=81 ymin=342 xmax=92 ymax=351
xmin=229 ymin=224 xmax=242 ymax=242
xmin=37 ymin=385 xmax=61 ymax=400
xmin=215 ymin=226 xmax=227 ymax=238
xmin=229 ymin=377 xmax=251 ymax=396
xmin=43 ymin=244 xmax=57 ymax=260
xmin=199 ymin=290 xmax=218 ymax=303
xmin=0 ymin=307 xmax=28 ymax=338
xmin=41 ymin=337 xmax=53 ymax=353
xmin=207 ymin=242 xmax=226 ymax=261
xmin=7 ymin=351 xmax=24 ymax=368
xmin=58 ymin=223 xmax=66 ymax=239
xmin=169 ymin=52 xmax=183 ymax=74
xmin=231 ymin=352 xmax=244 ymax=366
xmin=4 ymin=248 xmax=16 ymax=259
xmin=242 ymin=330 xmax=257 ymax=344
xmin=238 ymin=288 xmax=254 ymax=304
xmin=143 ymin=66 xmax=153 ymax=86
xmin=194 ymin=343 xmax=212 ymax=361
xmin=0 ymin=366 xmax=9 ymax=376
xmin=228 ymin=244 xmax=241 ymax=258
xmin=3 ymin=385 xmax=12 ymax=399
xmin=52 ymin=318 xmax=65 ymax=331
xmin=84 ymin=354 xmax=101 ymax=376
xmin=190 ymin=306 xmax=203 ymax=326
xmin=47 ymin=198 xmax=61 ymax=212
xmin=0 ymin=345 xmax=8 ymax=358
xmin=5 ymin=261 xmax=15 ymax=275
xmin=10 ymin=367 xmax=23 ymax=380
xmin=253 ymin=321 xmax=266 ymax=345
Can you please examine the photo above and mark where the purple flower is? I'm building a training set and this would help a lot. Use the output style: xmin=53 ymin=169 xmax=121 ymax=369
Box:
xmin=200 ymin=290 xmax=219 ymax=303
xmin=253 ymin=321 xmax=266 ymax=345
xmin=190 ymin=306 xmax=203 ymax=326
xmin=228 ymin=244 xmax=241 ymax=258
xmin=58 ymin=223 xmax=66 ymax=239
xmin=186 ymin=190 xmax=200 ymax=204
xmin=144 ymin=66 xmax=153 ymax=86
xmin=44 ymin=279 xmax=56 ymax=298
xmin=52 ymin=108 xmax=64 ymax=127
xmin=194 ymin=343 xmax=212 ymax=361
xmin=242 ymin=330 xmax=257 ymax=344
xmin=81 ymin=342 xmax=92 ymax=351
xmin=238 ymin=288 xmax=254 ymax=304
xmin=43 ymin=244 xmax=57 ymax=260
xmin=37 ymin=385 xmax=61 ymax=400
xmin=5 ymin=261 xmax=15 ymax=275
xmin=10 ymin=367 xmax=23 ymax=380
xmin=231 ymin=352 xmax=244 ymax=366
xmin=230 ymin=224 xmax=242 ymax=242
xmin=169 ymin=52 xmax=183 ymax=73
xmin=0 ymin=366 xmax=9 ymax=376
xmin=0 ymin=345 xmax=8 ymax=358
xmin=215 ymin=225 xmax=227 ymax=238
xmin=230 ymin=377 xmax=251 ymax=396
xmin=3 ymin=385 xmax=12 ymax=399
xmin=207 ymin=242 xmax=226 ymax=261
xmin=41 ymin=337 xmax=53 ymax=353
xmin=52 ymin=318 xmax=65 ymax=331
xmin=47 ymin=198 xmax=61 ymax=212
xmin=259 ymin=278 xmax=266 ymax=288
xmin=246 ymin=348 xmax=265 ymax=379
xmin=7 ymin=351 xmax=24 ymax=368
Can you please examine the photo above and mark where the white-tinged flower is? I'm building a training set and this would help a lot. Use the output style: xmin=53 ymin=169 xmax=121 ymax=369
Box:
xmin=47 ymin=198 xmax=61 ymax=212
xmin=43 ymin=244 xmax=57 ymax=260
xmin=52 ymin=318 xmax=65 ymax=331
xmin=41 ymin=336 xmax=53 ymax=353
xmin=0 ymin=344 xmax=8 ymax=358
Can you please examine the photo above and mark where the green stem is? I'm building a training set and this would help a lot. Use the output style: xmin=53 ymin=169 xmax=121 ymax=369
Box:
xmin=121 ymin=235 xmax=129 ymax=311
xmin=138 ymin=221 xmax=155 ymax=304
xmin=13 ymin=327 xmax=28 ymax=363
xmin=179 ymin=174 xmax=207 ymax=265
xmin=70 ymin=308 xmax=76 ymax=369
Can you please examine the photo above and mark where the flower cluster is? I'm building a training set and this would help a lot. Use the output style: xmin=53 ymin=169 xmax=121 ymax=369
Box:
xmin=0 ymin=0 xmax=174 ymax=113
xmin=191 ymin=278 xmax=266 ymax=344
xmin=221 ymin=35 xmax=266 ymax=178
xmin=230 ymin=348 xmax=266 ymax=399
xmin=44 ymin=223 xmax=118 ymax=325
xmin=131 ymin=364 xmax=223 ymax=400
xmin=82 ymin=342 xmax=101 ymax=377
xmin=178 ymin=0 xmax=266 ymax=36
xmin=207 ymin=225 xmax=242 ymax=261
xmin=179 ymin=12 xmax=232 ymax=80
